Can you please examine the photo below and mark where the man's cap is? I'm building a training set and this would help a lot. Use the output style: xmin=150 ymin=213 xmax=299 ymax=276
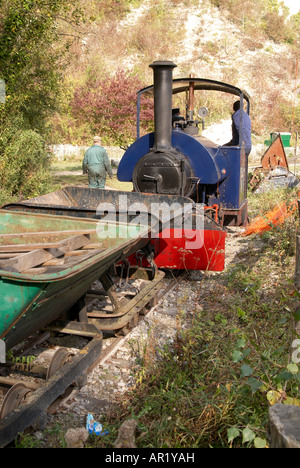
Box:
xmin=93 ymin=135 xmax=101 ymax=142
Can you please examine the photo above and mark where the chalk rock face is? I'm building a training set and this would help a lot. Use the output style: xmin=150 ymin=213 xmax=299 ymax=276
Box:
xmin=269 ymin=404 xmax=300 ymax=448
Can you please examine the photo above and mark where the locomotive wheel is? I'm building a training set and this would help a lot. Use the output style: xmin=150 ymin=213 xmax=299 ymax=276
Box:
xmin=46 ymin=348 xmax=73 ymax=380
xmin=0 ymin=383 xmax=33 ymax=420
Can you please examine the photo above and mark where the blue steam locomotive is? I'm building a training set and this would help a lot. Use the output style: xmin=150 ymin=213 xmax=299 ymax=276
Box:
xmin=118 ymin=60 xmax=251 ymax=228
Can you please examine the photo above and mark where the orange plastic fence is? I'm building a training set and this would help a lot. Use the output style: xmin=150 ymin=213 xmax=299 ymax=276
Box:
xmin=242 ymin=199 xmax=298 ymax=236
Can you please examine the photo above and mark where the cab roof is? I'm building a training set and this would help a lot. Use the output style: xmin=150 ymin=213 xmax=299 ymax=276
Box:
xmin=137 ymin=77 xmax=250 ymax=102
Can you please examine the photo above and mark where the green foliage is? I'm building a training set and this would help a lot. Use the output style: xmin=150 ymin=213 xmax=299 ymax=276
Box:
xmin=0 ymin=0 xmax=82 ymax=202
xmin=81 ymin=0 xmax=143 ymax=21
xmin=210 ymin=0 xmax=300 ymax=45
xmin=126 ymin=1 xmax=180 ymax=61
xmin=262 ymin=10 xmax=290 ymax=43
xmin=0 ymin=126 xmax=54 ymax=203
xmin=0 ymin=0 xmax=82 ymax=132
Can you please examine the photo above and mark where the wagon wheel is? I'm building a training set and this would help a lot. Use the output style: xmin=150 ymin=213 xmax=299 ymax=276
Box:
xmin=0 ymin=383 xmax=33 ymax=420
xmin=46 ymin=345 xmax=86 ymax=388
xmin=46 ymin=347 xmax=73 ymax=380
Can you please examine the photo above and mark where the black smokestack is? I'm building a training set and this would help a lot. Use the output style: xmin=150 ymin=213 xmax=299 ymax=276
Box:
xmin=149 ymin=60 xmax=177 ymax=151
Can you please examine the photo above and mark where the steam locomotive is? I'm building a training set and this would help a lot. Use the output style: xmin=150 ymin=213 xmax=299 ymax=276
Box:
xmin=117 ymin=60 xmax=251 ymax=271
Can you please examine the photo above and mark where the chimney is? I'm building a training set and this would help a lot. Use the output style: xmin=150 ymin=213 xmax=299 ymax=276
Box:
xmin=149 ymin=60 xmax=177 ymax=151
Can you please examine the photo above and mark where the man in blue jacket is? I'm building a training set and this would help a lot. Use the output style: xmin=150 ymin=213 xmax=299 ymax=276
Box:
xmin=224 ymin=100 xmax=252 ymax=156
xmin=83 ymin=136 xmax=113 ymax=188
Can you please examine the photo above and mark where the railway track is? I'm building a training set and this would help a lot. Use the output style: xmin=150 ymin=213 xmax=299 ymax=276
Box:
xmin=0 ymin=266 xmax=186 ymax=447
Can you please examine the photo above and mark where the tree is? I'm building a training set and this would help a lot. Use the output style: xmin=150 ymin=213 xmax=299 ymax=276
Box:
xmin=72 ymin=69 xmax=154 ymax=148
xmin=0 ymin=0 xmax=83 ymax=133
xmin=0 ymin=0 xmax=83 ymax=203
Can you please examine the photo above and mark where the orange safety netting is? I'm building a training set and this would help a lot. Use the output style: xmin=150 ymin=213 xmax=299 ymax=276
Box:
xmin=242 ymin=199 xmax=298 ymax=236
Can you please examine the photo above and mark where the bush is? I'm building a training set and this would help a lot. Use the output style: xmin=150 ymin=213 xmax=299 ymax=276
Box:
xmin=72 ymin=69 xmax=154 ymax=148
xmin=0 ymin=129 xmax=54 ymax=202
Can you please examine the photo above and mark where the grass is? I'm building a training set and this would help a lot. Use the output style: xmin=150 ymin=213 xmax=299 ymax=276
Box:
xmin=51 ymin=173 xmax=133 ymax=192
xmin=51 ymin=173 xmax=87 ymax=187
xmin=50 ymin=157 xmax=133 ymax=191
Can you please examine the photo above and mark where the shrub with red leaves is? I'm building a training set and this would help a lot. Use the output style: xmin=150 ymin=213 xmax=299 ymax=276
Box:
xmin=72 ymin=69 xmax=154 ymax=148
